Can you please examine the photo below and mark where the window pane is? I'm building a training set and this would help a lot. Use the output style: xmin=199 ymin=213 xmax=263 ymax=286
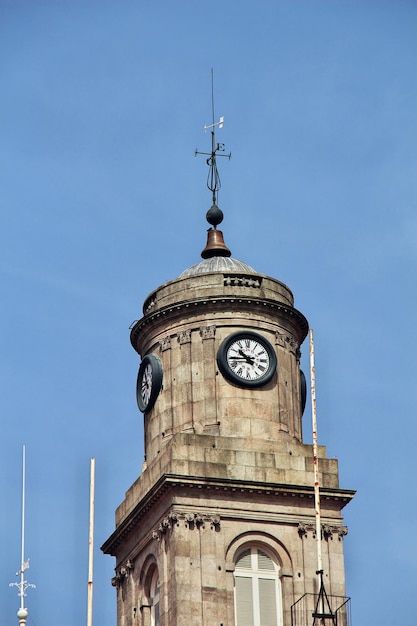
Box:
xmin=154 ymin=601 xmax=160 ymax=626
xmin=235 ymin=576 xmax=254 ymax=626
xmin=259 ymin=578 xmax=277 ymax=626
xmin=150 ymin=569 xmax=160 ymax=626
xmin=257 ymin=550 xmax=274 ymax=571
xmin=236 ymin=549 xmax=252 ymax=570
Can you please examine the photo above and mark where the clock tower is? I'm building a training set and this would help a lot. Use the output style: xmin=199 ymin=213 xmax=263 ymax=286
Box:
xmin=102 ymin=123 xmax=354 ymax=626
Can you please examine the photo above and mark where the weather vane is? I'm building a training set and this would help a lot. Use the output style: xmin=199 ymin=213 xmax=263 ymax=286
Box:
xmin=9 ymin=446 xmax=36 ymax=626
xmin=195 ymin=68 xmax=231 ymax=211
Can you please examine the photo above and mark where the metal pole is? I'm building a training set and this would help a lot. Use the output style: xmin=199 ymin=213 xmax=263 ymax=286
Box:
xmin=10 ymin=446 xmax=35 ymax=625
xmin=309 ymin=329 xmax=322 ymax=574
xmin=87 ymin=458 xmax=95 ymax=626
xmin=20 ymin=445 xmax=26 ymax=611
xmin=17 ymin=446 xmax=28 ymax=626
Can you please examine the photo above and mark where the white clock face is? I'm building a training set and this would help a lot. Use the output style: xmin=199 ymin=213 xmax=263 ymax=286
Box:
xmin=217 ymin=331 xmax=277 ymax=388
xmin=136 ymin=354 xmax=163 ymax=413
xmin=140 ymin=363 xmax=153 ymax=407
xmin=226 ymin=337 xmax=270 ymax=381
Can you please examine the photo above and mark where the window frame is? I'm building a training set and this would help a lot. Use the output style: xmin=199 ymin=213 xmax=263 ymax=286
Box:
xmin=234 ymin=545 xmax=283 ymax=626
xmin=150 ymin=568 xmax=160 ymax=626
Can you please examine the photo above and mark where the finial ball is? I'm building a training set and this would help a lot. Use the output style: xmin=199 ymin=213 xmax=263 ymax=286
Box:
xmin=206 ymin=204 xmax=223 ymax=228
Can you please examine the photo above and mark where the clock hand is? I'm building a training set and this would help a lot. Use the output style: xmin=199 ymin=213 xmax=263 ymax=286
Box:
xmin=238 ymin=349 xmax=255 ymax=365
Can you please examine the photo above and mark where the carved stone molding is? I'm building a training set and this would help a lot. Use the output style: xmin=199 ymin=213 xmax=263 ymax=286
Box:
xmin=298 ymin=522 xmax=316 ymax=538
xmin=298 ymin=522 xmax=348 ymax=541
xmin=178 ymin=329 xmax=192 ymax=345
xmin=322 ymin=524 xmax=334 ymax=540
xmin=144 ymin=297 xmax=157 ymax=315
xmin=200 ymin=325 xmax=216 ymax=340
xmin=152 ymin=512 xmax=179 ymax=541
xmin=223 ymin=275 xmax=261 ymax=288
xmin=111 ymin=559 xmax=134 ymax=587
xmin=131 ymin=298 xmax=309 ymax=354
xmin=323 ymin=524 xmax=348 ymax=541
xmin=160 ymin=336 xmax=171 ymax=351
xmin=337 ymin=526 xmax=348 ymax=540
xmin=152 ymin=512 xmax=221 ymax=540
xmin=184 ymin=512 xmax=221 ymax=530
xmin=275 ymin=331 xmax=299 ymax=355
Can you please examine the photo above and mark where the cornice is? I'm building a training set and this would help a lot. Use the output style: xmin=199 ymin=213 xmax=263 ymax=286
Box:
xmin=130 ymin=295 xmax=309 ymax=353
xmin=101 ymin=473 xmax=355 ymax=555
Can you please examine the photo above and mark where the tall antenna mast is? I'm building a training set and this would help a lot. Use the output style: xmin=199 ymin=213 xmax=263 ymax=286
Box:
xmin=9 ymin=445 xmax=36 ymax=626
xmin=195 ymin=68 xmax=231 ymax=211
xmin=195 ymin=69 xmax=233 ymax=259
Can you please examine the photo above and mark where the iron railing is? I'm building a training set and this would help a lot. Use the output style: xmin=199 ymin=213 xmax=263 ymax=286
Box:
xmin=291 ymin=593 xmax=351 ymax=626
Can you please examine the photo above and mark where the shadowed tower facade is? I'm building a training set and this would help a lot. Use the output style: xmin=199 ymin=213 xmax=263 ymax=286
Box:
xmin=102 ymin=120 xmax=354 ymax=626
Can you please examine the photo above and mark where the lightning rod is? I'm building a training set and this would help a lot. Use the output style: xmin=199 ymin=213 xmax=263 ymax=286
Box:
xmin=9 ymin=445 xmax=36 ymax=626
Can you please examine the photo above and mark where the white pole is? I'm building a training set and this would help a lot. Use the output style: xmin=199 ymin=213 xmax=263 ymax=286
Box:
xmin=87 ymin=458 xmax=95 ymax=626
xmin=10 ymin=445 xmax=35 ymax=626
xmin=20 ymin=445 xmax=26 ymax=611
xmin=17 ymin=446 xmax=28 ymax=626
xmin=309 ymin=329 xmax=323 ymax=575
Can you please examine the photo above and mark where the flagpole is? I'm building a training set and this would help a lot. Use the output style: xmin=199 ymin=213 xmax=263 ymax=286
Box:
xmin=87 ymin=458 xmax=95 ymax=626
xmin=17 ymin=446 xmax=28 ymax=626
xmin=309 ymin=329 xmax=323 ymax=575
xmin=20 ymin=445 xmax=26 ymax=612
xmin=10 ymin=445 xmax=35 ymax=626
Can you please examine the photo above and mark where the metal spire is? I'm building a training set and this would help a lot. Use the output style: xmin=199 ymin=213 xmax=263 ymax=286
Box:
xmin=195 ymin=68 xmax=231 ymax=220
xmin=9 ymin=446 xmax=36 ymax=626
xmin=196 ymin=70 xmax=232 ymax=259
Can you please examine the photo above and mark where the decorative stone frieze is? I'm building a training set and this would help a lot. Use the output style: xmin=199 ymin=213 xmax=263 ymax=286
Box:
xmin=200 ymin=325 xmax=216 ymax=339
xmin=275 ymin=330 xmax=299 ymax=354
xmin=151 ymin=512 xmax=221 ymax=540
xmin=223 ymin=275 xmax=261 ymax=288
xmin=111 ymin=560 xmax=134 ymax=586
xmin=298 ymin=522 xmax=348 ymax=541
xmin=151 ymin=512 xmax=178 ymax=541
xmin=337 ymin=526 xmax=348 ymax=540
xmin=297 ymin=522 xmax=316 ymax=538
xmin=178 ymin=329 xmax=191 ymax=344
xmin=131 ymin=297 xmax=309 ymax=354
xmin=144 ymin=297 xmax=156 ymax=315
xmin=160 ymin=335 xmax=171 ymax=351
xmin=323 ymin=524 xmax=348 ymax=541
xmin=184 ymin=512 xmax=221 ymax=530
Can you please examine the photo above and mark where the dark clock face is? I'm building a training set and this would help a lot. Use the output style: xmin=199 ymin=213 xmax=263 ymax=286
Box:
xmin=300 ymin=369 xmax=307 ymax=416
xmin=136 ymin=354 xmax=163 ymax=413
xmin=217 ymin=331 xmax=277 ymax=388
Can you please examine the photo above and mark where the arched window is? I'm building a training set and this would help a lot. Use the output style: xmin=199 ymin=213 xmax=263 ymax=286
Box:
xmin=150 ymin=568 xmax=160 ymax=626
xmin=234 ymin=546 xmax=283 ymax=626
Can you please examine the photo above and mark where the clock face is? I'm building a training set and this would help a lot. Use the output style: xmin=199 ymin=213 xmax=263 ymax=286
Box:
xmin=217 ymin=331 xmax=277 ymax=388
xmin=300 ymin=369 xmax=307 ymax=416
xmin=136 ymin=354 xmax=163 ymax=413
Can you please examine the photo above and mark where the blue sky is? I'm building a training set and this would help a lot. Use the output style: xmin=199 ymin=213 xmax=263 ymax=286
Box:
xmin=1 ymin=1 xmax=416 ymax=624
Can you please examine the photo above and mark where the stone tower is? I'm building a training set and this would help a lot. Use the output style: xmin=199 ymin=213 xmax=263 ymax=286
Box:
xmin=102 ymin=131 xmax=354 ymax=626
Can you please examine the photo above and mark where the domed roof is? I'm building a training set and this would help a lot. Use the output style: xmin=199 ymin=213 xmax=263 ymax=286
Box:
xmin=180 ymin=255 xmax=256 ymax=277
